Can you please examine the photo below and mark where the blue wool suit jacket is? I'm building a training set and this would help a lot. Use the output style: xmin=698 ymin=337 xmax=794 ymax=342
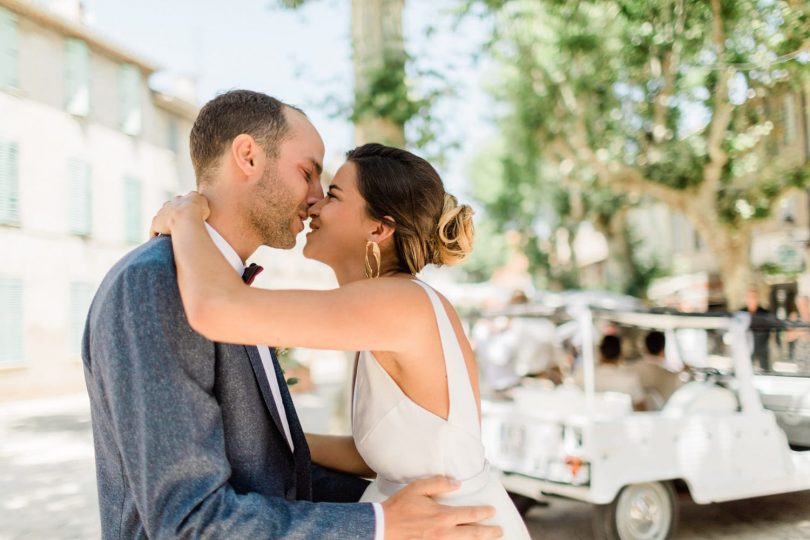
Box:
xmin=82 ymin=236 xmax=376 ymax=539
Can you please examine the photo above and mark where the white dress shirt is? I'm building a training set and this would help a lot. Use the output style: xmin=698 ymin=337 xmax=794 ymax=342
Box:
xmin=204 ymin=224 xmax=384 ymax=538
xmin=205 ymin=224 xmax=294 ymax=450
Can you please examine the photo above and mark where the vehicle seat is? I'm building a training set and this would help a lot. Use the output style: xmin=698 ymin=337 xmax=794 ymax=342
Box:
xmin=512 ymin=384 xmax=633 ymax=418
xmin=662 ymin=382 xmax=739 ymax=415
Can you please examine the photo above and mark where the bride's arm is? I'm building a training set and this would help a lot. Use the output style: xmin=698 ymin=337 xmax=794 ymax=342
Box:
xmin=306 ymin=434 xmax=375 ymax=478
xmin=156 ymin=198 xmax=425 ymax=352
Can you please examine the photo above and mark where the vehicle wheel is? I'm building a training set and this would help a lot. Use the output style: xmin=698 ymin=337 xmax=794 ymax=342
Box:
xmin=508 ymin=492 xmax=538 ymax=517
xmin=593 ymin=481 xmax=678 ymax=540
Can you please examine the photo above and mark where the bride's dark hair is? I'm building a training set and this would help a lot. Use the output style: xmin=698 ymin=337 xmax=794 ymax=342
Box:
xmin=345 ymin=143 xmax=474 ymax=274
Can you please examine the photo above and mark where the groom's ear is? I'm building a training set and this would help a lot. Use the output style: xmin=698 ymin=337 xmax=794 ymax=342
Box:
xmin=369 ymin=216 xmax=396 ymax=245
xmin=231 ymin=134 xmax=265 ymax=182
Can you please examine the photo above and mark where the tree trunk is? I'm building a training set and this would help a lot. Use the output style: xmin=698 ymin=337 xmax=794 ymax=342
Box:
xmin=715 ymin=232 xmax=753 ymax=311
xmin=672 ymin=190 xmax=754 ymax=311
xmin=687 ymin=210 xmax=753 ymax=310
xmin=594 ymin=209 xmax=633 ymax=293
xmin=351 ymin=0 xmax=406 ymax=146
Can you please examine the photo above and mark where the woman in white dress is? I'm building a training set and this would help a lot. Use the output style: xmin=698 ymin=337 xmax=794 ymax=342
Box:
xmin=151 ymin=143 xmax=530 ymax=539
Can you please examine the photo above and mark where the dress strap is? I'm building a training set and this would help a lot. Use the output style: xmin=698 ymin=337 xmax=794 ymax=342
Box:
xmin=410 ymin=280 xmax=480 ymax=433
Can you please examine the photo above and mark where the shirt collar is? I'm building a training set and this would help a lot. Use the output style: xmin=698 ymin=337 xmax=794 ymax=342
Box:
xmin=204 ymin=222 xmax=244 ymax=275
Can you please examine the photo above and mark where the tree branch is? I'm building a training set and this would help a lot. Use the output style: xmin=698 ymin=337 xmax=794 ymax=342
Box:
xmin=651 ymin=0 xmax=684 ymax=143
xmin=596 ymin=162 xmax=691 ymax=211
xmin=701 ymin=0 xmax=735 ymax=198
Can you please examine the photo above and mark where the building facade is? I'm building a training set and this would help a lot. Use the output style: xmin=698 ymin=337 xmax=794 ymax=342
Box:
xmin=0 ymin=0 xmax=197 ymax=399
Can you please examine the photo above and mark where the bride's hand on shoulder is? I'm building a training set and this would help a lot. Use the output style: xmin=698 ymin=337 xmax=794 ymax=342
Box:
xmin=150 ymin=192 xmax=210 ymax=237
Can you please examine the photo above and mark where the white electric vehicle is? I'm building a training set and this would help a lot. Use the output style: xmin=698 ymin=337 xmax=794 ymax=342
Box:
xmin=481 ymin=309 xmax=810 ymax=540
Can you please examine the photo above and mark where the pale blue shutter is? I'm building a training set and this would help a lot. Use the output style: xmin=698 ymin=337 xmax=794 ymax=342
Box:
xmin=68 ymin=158 xmax=92 ymax=236
xmin=0 ymin=278 xmax=23 ymax=365
xmin=0 ymin=140 xmax=19 ymax=225
xmin=167 ymin=117 xmax=179 ymax=153
xmin=784 ymin=94 xmax=796 ymax=145
xmin=124 ymin=176 xmax=142 ymax=243
xmin=0 ymin=7 xmax=19 ymax=89
xmin=65 ymin=38 xmax=90 ymax=116
xmin=69 ymin=282 xmax=94 ymax=358
xmin=119 ymin=64 xmax=142 ymax=135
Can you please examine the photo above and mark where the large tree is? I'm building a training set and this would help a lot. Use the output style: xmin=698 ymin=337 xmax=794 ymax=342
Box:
xmin=280 ymin=0 xmax=441 ymax=147
xmin=472 ymin=0 xmax=810 ymax=308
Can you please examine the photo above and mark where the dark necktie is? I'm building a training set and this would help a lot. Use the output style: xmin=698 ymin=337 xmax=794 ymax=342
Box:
xmin=241 ymin=263 xmax=263 ymax=285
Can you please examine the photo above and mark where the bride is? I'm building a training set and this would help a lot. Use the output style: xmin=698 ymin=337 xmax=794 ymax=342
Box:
xmin=151 ymin=142 xmax=531 ymax=539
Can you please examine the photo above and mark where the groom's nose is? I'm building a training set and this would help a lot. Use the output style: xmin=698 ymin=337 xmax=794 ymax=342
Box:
xmin=308 ymin=197 xmax=326 ymax=217
xmin=306 ymin=180 xmax=324 ymax=205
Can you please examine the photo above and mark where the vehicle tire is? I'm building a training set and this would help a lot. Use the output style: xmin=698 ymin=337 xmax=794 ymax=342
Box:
xmin=592 ymin=481 xmax=679 ymax=540
xmin=508 ymin=492 xmax=538 ymax=517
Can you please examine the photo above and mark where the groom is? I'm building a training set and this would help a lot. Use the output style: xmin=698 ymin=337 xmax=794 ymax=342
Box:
xmin=82 ymin=90 xmax=500 ymax=539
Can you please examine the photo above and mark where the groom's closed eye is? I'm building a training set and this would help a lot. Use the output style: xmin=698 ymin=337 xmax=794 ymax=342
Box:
xmin=304 ymin=158 xmax=323 ymax=179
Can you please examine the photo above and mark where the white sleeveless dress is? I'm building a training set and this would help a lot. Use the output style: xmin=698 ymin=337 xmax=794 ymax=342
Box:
xmin=353 ymin=280 xmax=531 ymax=539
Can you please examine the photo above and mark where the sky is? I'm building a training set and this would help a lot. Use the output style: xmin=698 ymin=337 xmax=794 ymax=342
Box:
xmin=78 ymin=0 xmax=495 ymax=195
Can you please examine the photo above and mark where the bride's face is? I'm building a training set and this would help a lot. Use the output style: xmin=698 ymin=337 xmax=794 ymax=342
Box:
xmin=303 ymin=161 xmax=375 ymax=269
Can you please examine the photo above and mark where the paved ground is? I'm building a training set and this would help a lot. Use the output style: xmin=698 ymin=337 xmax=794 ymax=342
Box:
xmin=524 ymin=492 xmax=810 ymax=539
xmin=2 ymin=394 xmax=810 ymax=539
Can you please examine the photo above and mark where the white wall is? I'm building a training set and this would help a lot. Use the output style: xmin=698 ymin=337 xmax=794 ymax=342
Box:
xmin=0 ymin=32 xmax=195 ymax=398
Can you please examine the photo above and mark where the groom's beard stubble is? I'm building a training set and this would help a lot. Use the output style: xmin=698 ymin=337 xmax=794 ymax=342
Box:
xmin=247 ymin=166 xmax=299 ymax=249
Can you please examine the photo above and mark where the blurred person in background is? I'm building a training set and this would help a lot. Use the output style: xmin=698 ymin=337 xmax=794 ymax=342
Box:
xmin=474 ymin=290 xmax=564 ymax=392
xmin=630 ymin=331 xmax=683 ymax=410
xmin=786 ymin=296 xmax=810 ymax=372
xmin=575 ymin=335 xmax=645 ymax=410
xmin=744 ymin=287 xmax=772 ymax=372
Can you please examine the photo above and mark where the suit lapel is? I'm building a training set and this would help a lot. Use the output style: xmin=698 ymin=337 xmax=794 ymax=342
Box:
xmin=266 ymin=347 xmax=312 ymax=499
xmin=244 ymin=345 xmax=288 ymax=452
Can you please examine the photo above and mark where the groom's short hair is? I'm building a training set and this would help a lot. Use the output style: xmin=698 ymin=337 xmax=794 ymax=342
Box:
xmin=190 ymin=90 xmax=304 ymax=184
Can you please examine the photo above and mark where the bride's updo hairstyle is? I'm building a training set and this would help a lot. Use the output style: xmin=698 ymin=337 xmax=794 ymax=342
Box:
xmin=345 ymin=143 xmax=474 ymax=275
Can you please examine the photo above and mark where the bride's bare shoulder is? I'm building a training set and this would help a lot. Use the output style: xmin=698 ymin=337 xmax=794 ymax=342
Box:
xmin=341 ymin=276 xmax=436 ymax=319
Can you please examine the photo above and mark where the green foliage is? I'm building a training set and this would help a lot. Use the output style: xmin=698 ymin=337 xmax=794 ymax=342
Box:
xmin=277 ymin=0 xmax=308 ymax=7
xmin=625 ymin=227 xmax=668 ymax=299
xmin=352 ymin=53 xmax=417 ymax=129
xmin=352 ymin=51 xmax=451 ymax=152
xmin=459 ymin=216 xmax=510 ymax=281
xmin=277 ymin=0 xmax=451 ymax=155
xmin=465 ymin=0 xmax=810 ymax=295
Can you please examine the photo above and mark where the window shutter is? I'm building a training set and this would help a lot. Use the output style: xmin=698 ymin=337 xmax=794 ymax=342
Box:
xmin=65 ymin=38 xmax=90 ymax=116
xmin=124 ymin=176 xmax=142 ymax=244
xmin=0 ymin=140 xmax=20 ymax=225
xmin=784 ymin=94 xmax=796 ymax=145
xmin=68 ymin=158 xmax=92 ymax=236
xmin=0 ymin=278 xmax=23 ymax=365
xmin=0 ymin=7 xmax=19 ymax=89
xmin=69 ymin=282 xmax=94 ymax=358
xmin=119 ymin=64 xmax=142 ymax=135
xmin=167 ymin=117 xmax=179 ymax=153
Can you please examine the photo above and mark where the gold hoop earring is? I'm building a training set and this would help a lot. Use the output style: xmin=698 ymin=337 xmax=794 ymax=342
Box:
xmin=364 ymin=240 xmax=381 ymax=279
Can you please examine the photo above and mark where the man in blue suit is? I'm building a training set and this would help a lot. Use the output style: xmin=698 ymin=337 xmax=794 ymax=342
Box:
xmin=82 ymin=90 xmax=498 ymax=539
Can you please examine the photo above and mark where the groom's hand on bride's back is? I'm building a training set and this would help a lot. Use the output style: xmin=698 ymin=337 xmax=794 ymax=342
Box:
xmin=382 ymin=476 xmax=503 ymax=539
